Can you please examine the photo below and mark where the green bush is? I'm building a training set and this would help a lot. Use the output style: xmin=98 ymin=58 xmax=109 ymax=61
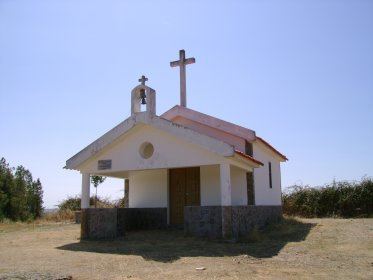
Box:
xmin=283 ymin=177 xmax=373 ymax=218
xmin=57 ymin=195 xmax=115 ymax=211
xmin=57 ymin=196 xmax=82 ymax=211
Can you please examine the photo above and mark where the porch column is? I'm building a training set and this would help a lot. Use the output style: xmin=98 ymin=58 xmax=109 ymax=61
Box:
xmin=220 ymin=163 xmax=232 ymax=239
xmin=81 ymin=173 xmax=90 ymax=209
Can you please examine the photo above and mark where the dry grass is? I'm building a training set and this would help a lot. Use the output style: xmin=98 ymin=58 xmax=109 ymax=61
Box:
xmin=39 ymin=210 xmax=75 ymax=223
xmin=0 ymin=218 xmax=372 ymax=279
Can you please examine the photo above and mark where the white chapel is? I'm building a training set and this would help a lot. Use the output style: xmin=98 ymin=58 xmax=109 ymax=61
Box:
xmin=65 ymin=50 xmax=287 ymax=239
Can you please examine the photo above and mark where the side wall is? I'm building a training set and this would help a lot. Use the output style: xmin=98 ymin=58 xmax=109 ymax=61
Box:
xmin=253 ymin=144 xmax=282 ymax=205
xmin=128 ymin=169 xmax=168 ymax=208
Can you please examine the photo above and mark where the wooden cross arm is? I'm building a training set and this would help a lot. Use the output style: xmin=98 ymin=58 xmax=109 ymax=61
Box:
xmin=170 ymin=61 xmax=179 ymax=67
xmin=170 ymin=57 xmax=196 ymax=67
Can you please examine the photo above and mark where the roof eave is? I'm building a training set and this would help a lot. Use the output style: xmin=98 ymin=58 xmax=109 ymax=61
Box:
xmin=256 ymin=136 xmax=288 ymax=162
xmin=233 ymin=150 xmax=264 ymax=168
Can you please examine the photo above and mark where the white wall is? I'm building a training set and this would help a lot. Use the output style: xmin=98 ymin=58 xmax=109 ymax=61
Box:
xmin=253 ymin=144 xmax=282 ymax=205
xmin=200 ymin=164 xmax=248 ymax=206
xmin=128 ymin=169 xmax=167 ymax=208
xmin=80 ymin=124 xmax=223 ymax=174
xmin=200 ymin=165 xmax=220 ymax=206
xmin=231 ymin=165 xmax=248 ymax=206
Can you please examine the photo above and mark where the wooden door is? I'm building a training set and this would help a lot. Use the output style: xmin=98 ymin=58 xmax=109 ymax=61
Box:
xmin=169 ymin=167 xmax=200 ymax=225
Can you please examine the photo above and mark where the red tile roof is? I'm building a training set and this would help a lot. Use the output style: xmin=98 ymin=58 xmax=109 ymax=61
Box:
xmin=234 ymin=150 xmax=264 ymax=166
xmin=256 ymin=136 xmax=288 ymax=161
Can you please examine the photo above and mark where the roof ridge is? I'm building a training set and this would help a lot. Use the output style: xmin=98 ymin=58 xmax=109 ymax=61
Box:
xmin=161 ymin=105 xmax=256 ymax=141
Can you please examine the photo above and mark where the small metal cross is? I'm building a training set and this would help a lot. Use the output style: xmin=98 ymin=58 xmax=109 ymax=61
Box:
xmin=138 ymin=75 xmax=148 ymax=86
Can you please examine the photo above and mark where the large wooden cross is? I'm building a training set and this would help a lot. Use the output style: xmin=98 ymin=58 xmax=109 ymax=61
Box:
xmin=170 ymin=49 xmax=195 ymax=107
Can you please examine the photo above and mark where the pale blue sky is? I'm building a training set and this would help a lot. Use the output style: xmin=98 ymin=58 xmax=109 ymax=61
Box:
xmin=1 ymin=0 xmax=372 ymax=208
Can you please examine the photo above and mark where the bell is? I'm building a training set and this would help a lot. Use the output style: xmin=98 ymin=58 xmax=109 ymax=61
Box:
xmin=141 ymin=96 xmax=147 ymax=105
xmin=140 ymin=89 xmax=147 ymax=105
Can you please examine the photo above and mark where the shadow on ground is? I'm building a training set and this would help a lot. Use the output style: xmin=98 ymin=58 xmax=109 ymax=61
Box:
xmin=57 ymin=218 xmax=316 ymax=263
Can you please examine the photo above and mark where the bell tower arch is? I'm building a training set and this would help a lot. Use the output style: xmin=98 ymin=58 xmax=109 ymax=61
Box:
xmin=131 ymin=75 xmax=156 ymax=115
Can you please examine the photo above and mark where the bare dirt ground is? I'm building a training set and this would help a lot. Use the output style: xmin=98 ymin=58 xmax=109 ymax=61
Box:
xmin=0 ymin=218 xmax=372 ymax=280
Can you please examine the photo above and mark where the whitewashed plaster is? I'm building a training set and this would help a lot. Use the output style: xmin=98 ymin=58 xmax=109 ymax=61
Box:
xmin=200 ymin=164 xmax=248 ymax=206
xmin=220 ymin=163 xmax=232 ymax=206
xmin=66 ymin=112 xmax=235 ymax=171
xmin=128 ymin=169 xmax=167 ymax=208
xmin=253 ymin=143 xmax=282 ymax=206
xmin=78 ymin=123 xmax=227 ymax=174
xmin=128 ymin=164 xmax=249 ymax=209
xmin=131 ymin=85 xmax=156 ymax=115
xmin=200 ymin=165 xmax=220 ymax=206
xmin=230 ymin=165 xmax=248 ymax=206
xmin=81 ymin=173 xmax=90 ymax=209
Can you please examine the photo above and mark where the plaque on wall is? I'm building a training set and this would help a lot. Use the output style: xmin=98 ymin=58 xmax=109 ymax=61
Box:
xmin=98 ymin=159 xmax=112 ymax=170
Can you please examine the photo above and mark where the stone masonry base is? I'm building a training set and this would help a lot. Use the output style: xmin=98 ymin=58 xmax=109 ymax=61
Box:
xmin=184 ymin=205 xmax=282 ymax=239
xmin=81 ymin=208 xmax=167 ymax=239
xmin=80 ymin=206 xmax=281 ymax=239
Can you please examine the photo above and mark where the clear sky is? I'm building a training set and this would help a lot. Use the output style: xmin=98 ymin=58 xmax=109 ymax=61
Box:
xmin=1 ymin=0 xmax=372 ymax=208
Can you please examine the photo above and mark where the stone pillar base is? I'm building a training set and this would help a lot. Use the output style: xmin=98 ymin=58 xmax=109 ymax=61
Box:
xmin=81 ymin=208 xmax=117 ymax=239
xmin=221 ymin=206 xmax=232 ymax=239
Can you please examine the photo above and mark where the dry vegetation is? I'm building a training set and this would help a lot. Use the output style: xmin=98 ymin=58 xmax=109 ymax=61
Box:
xmin=0 ymin=218 xmax=372 ymax=280
xmin=40 ymin=210 xmax=76 ymax=223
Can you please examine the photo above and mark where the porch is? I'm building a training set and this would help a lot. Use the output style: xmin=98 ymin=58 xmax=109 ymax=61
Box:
xmin=79 ymin=162 xmax=258 ymax=239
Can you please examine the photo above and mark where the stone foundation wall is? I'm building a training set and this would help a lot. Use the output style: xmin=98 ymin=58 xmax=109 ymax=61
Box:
xmin=231 ymin=206 xmax=282 ymax=239
xmin=81 ymin=208 xmax=167 ymax=239
xmin=117 ymin=208 xmax=167 ymax=236
xmin=81 ymin=208 xmax=117 ymax=239
xmin=184 ymin=206 xmax=223 ymax=238
xmin=184 ymin=205 xmax=282 ymax=239
xmin=81 ymin=206 xmax=281 ymax=239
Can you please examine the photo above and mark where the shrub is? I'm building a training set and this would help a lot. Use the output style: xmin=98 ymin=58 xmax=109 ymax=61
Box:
xmin=114 ymin=197 xmax=127 ymax=208
xmin=57 ymin=196 xmax=81 ymax=211
xmin=56 ymin=195 xmax=115 ymax=211
xmin=283 ymin=177 xmax=373 ymax=218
